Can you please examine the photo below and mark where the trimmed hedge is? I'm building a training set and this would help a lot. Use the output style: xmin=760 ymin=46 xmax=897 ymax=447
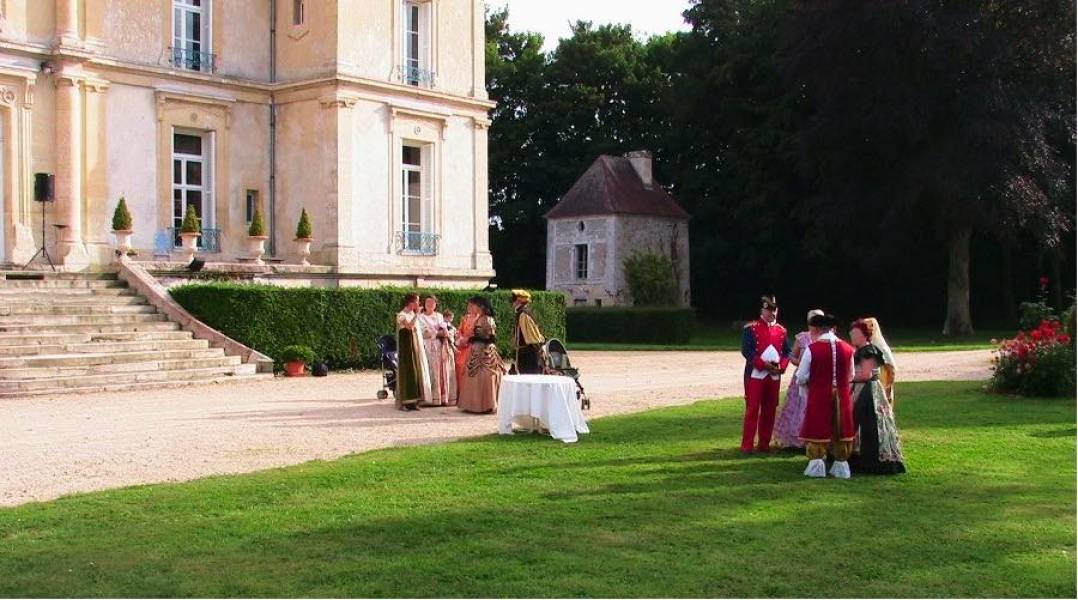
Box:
xmin=169 ymin=283 xmax=566 ymax=369
xmin=567 ymin=306 xmax=695 ymax=344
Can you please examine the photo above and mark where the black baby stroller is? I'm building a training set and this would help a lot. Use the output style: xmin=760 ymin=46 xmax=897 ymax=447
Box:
xmin=543 ymin=338 xmax=590 ymax=410
xmin=376 ymin=334 xmax=398 ymax=400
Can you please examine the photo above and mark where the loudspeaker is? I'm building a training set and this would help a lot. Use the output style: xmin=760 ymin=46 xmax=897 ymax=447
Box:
xmin=34 ymin=173 xmax=54 ymax=203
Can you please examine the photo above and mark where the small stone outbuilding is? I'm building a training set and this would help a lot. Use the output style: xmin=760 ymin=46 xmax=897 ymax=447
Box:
xmin=545 ymin=151 xmax=691 ymax=306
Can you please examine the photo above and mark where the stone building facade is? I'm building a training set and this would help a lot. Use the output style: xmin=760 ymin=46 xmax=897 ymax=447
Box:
xmin=545 ymin=151 xmax=691 ymax=306
xmin=0 ymin=0 xmax=494 ymax=287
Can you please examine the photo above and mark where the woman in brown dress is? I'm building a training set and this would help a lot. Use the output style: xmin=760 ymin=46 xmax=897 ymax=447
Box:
xmin=457 ymin=296 xmax=506 ymax=414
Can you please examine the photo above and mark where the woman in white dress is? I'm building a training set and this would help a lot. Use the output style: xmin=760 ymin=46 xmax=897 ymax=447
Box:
xmin=417 ymin=295 xmax=456 ymax=406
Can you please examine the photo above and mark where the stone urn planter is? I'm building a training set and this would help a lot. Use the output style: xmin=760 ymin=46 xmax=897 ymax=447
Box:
xmin=247 ymin=235 xmax=269 ymax=266
xmin=294 ymin=237 xmax=312 ymax=266
xmin=284 ymin=360 xmax=307 ymax=377
xmin=179 ymin=231 xmax=200 ymax=263
xmin=113 ymin=230 xmax=133 ymax=257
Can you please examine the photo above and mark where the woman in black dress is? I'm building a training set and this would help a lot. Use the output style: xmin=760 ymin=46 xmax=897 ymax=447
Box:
xmin=848 ymin=318 xmax=907 ymax=475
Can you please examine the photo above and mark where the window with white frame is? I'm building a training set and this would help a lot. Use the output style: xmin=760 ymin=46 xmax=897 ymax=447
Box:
xmin=172 ymin=0 xmax=213 ymax=72
xmin=401 ymin=1 xmax=433 ymax=87
xmin=172 ymin=130 xmax=214 ymax=246
xmin=400 ymin=143 xmax=435 ymax=254
xmin=574 ymin=244 xmax=589 ymax=280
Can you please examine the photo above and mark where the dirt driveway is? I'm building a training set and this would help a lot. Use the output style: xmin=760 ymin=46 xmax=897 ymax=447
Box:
xmin=0 ymin=350 xmax=990 ymax=507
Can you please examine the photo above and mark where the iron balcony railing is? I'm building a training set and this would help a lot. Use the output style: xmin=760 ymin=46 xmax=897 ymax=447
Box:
xmin=159 ymin=227 xmax=222 ymax=254
xmin=169 ymin=46 xmax=217 ymax=73
xmin=399 ymin=64 xmax=436 ymax=87
xmin=396 ymin=231 xmax=440 ymax=256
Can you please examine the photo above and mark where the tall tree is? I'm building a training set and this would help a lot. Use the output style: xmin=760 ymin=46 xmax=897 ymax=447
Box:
xmin=776 ymin=0 xmax=1075 ymax=335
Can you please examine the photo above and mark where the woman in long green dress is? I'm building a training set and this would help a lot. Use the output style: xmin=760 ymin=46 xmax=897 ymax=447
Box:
xmin=395 ymin=293 xmax=432 ymax=411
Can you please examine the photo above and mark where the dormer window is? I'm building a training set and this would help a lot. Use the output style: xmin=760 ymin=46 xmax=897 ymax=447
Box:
xmin=400 ymin=1 xmax=434 ymax=87
xmin=171 ymin=0 xmax=215 ymax=73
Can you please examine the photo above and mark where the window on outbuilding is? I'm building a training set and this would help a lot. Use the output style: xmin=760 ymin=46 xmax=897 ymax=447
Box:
xmin=293 ymin=0 xmax=305 ymax=25
xmin=574 ymin=244 xmax=588 ymax=280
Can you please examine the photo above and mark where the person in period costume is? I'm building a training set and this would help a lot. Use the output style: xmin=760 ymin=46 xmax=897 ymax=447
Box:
xmin=417 ymin=296 xmax=456 ymax=406
xmin=510 ymin=290 xmax=545 ymax=375
xmin=442 ymin=309 xmax=459 ymax=404
xmin=847 ymin=318 xmax=907 ymax=475
xmin=796 ymin=314 xmax=856 ymax=478
xmin=739 ymin=295 xmax=792 ymax=453
xmin=395 ymin=293 xmax=433 ymax=411
xmin=458 ymin=296 xmax=506 ymax=413
xmin=771 ymin=309 xmax=825 ymax=450
xmin=455 ymin=306 xmax=477 ymax=387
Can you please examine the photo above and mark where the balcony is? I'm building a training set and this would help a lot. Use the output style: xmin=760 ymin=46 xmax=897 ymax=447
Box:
xmin=395 ymin=231 xmax=439 ymax=256
xmin=155 ymin=228 xmax=222 ymax=256
xmin=169 ymin=47 xmax=217 ymax=73
xmin=398 ymin=65 xmax=436 ymax=88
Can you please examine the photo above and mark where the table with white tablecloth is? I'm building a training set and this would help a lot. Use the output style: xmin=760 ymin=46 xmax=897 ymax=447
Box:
xmin=497 ymin=374 xmax=590 ymax=443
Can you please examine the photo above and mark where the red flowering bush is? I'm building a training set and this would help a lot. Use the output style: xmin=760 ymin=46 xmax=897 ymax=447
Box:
xmin=989 ymin=318 xmax=1075 ymax=397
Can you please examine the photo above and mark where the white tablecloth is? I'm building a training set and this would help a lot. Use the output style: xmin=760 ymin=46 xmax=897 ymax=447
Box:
xmin=497 ymin=374 xmax=590 ymax=443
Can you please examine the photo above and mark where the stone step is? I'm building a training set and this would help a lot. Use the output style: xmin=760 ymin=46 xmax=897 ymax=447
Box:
xmin=0 ymin=321 xmax=181 ymax=336
xmin=0 ymin=370 xmax=271 ymax=398
xmin=0 ymin=303 xmax=154 ymax=316
xmin=0 ymin=279 xmax=126 ymax=289
xmin=0 ymin=364 xmax=265 ymax=397
xmin=0 ymin=330 xmax=193 ymax=347
xmin=0 ymin=337 xmax=209 ymax=357
xmin=0 ymin=287 xmax=137 ymax=297
xmin=0 ymin=354 xmax=242 ymax=380
xmin=0 ymin=271 xmax=118 ymax=281
xmin=0 ymin=294 xmax=146 ymax=306
xmin=0 ymin=313 xmax=168 ymax=327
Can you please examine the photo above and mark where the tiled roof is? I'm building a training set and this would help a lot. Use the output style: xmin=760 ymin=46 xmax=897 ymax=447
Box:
xmin=545 ymin=155 xmax=690 ymax=220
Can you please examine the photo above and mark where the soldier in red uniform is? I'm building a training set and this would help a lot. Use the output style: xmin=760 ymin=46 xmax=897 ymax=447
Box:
xmin=795 ymin=313 xmax=856 ymax=478
xmin=739 ymin=296 xmax=792 ymax=453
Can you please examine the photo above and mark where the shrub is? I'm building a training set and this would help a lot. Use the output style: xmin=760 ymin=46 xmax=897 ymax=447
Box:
xmin=567 ymin=306 xmax=694 ymax=344
xmin=988 ymin=318 xmax=1075 ymax=397
xmin=623 ymin=251 xmax=679 ymax=306
xmin=180 ymin=205 xmax=201 ymax=234
xmin=170 ymin=284 xmax=566 ymax=369
xmin=111 ymin=196 xmax=133 ymax=231
xmin=279 ymin=344 xmax=317 ymax=364
xmin=1017 ymin=276 xmax=1056 ymax=330
xmin=248 ymin=207 xmax=267 ymax=237
xmin=295 ymin=208 xmax=313 ymax=240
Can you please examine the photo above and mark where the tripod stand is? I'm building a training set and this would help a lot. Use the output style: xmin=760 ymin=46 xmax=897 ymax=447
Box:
xmin=23 ymin=201 xmax=57 ymax=271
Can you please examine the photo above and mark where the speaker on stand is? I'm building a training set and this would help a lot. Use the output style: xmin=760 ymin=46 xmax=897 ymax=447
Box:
xmin=24 ymin=173 xmax=56 ymax=271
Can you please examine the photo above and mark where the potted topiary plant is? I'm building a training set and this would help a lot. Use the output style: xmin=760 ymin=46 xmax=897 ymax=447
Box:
xmin=280 ymin=344 xmax=316 ymax=377
xmin=294 ymin=207 xmax=313 ymax=266
xmin=111 ymin=195 xmax=134 ymax=257
xmin=178 ymin=204 xmax=201 ymax=262
xmin=247 ymin=206 xmax=269 ymax=265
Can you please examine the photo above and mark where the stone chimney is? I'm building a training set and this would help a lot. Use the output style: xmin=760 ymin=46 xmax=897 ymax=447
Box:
xmin=624 ymin=150 xmax=653 ymax=189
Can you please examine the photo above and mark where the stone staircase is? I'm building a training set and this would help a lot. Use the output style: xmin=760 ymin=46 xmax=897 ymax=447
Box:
xmin=0 ymin=271 xmax=268 ymax=398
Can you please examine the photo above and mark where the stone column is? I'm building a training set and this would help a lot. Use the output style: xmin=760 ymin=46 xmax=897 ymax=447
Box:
xmin=472 ymin=119 xmax=492 ymax=271
xmin=55 ymin=0 xmax=80 ymax=46
xmin=83 ymin=80 xmax=110 ymax=263
xmin=320 ymin=93 xmax=359 ymax=270
xmin=55 ymin=74 xmax=89 ymax=270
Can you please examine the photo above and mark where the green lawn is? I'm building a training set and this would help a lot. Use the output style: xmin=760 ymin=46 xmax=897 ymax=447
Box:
xmin=572 ymin=323 xmax=1009 ymax=352
xmin=1 ymin=382 xmax=1073 ymax=598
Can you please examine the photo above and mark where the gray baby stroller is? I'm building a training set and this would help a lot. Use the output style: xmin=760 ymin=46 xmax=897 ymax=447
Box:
xmin=543 ymin=338 xmax=590 ymax=410
xmin=375 ymin=334 xmax=398 ymax=401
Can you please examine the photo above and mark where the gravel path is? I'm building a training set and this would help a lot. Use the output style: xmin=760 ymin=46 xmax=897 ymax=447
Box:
xmin=0 ymin=350 xmax=991 ymax=507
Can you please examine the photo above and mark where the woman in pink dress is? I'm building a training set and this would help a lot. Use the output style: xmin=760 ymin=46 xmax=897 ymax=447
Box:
xmin=771 ymin=309 xmax=823 ymax=450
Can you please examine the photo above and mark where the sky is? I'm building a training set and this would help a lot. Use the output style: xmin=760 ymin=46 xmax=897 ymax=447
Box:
xmin=490 ymin=0 xmax=693 ymax=51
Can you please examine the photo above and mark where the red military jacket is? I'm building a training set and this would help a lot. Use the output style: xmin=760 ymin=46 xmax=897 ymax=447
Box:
xmin=799 ymin=337 xmax=856 ymax=443
xmin=740 ymin=319 xmax=792 ymax=379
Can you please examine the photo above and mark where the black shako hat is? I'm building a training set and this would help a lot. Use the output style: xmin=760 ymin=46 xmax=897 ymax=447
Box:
xmin=760 ymin=295 xmax=778 ymax=311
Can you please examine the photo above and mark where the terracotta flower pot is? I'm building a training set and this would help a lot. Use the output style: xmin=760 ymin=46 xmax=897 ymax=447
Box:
xmin=294 ymin=237 xmax=312 ymax=266
xmin=179 ymin=232 xmax=200 ymax=263
xmin=284 ymin=360 xmax=307 ymax=377
xmin=248 ymin=235 xmax=269 ymax=266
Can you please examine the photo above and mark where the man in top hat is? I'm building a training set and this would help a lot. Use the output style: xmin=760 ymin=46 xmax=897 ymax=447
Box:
xmin=739 ymin=295 xmax=792 ymax=453
xmin=511 ymin=289 xmax=545 ymax=374
xmin=795 ymin=313 xmax=856 ymax=478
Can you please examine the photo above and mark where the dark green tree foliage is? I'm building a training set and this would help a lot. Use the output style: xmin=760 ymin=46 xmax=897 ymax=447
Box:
xmin=623 ymin=252 xmax=679 ymax=306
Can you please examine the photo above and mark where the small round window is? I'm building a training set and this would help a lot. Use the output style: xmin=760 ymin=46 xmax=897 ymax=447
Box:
xmin=577 ymin=221 xmax=585 ymax=232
